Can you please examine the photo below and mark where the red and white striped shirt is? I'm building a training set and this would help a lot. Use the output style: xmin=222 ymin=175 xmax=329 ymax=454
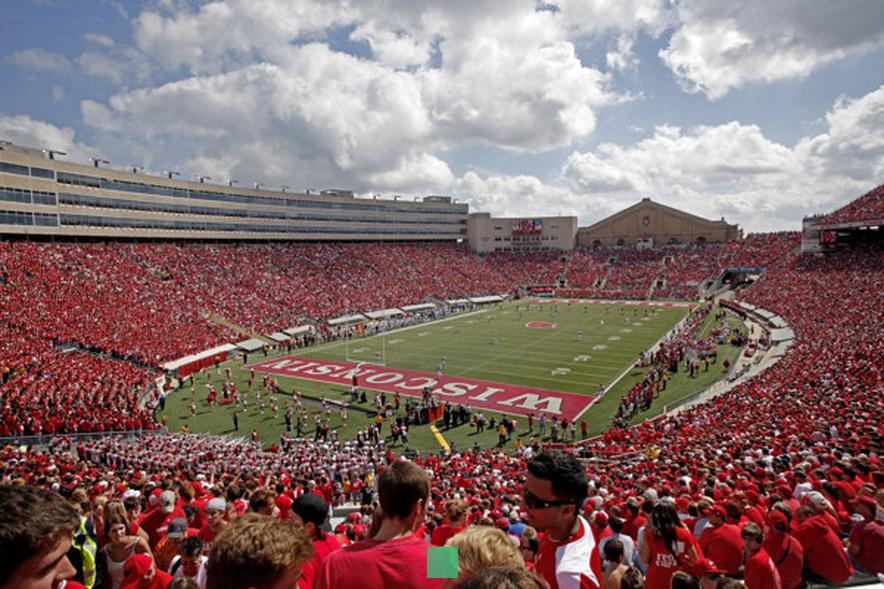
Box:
xmin=536 ymin=516 xmax=603 ymax=589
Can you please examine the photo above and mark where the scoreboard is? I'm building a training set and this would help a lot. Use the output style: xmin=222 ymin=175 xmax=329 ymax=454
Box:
xmin=511 ymin=218 xmax=543 ymax=235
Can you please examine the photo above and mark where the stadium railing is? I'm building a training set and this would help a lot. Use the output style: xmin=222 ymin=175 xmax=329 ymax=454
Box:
xmin=0 ymin=429 xmax=151 ymax=450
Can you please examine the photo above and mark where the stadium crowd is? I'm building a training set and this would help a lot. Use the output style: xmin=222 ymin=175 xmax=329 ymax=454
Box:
xmin=816 ymin=184 xmax=883 ymax=226
xmin=1 ymin=190 xmax=883 ymax=588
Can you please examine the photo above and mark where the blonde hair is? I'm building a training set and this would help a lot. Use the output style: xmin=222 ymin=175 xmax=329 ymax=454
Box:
xmin=455 ymin=566 xmax=550 ymax=589
xmin=103 ymin=500 xmax=127 ymax=523
xmin=445 ymin=499 xmax=469 ymax=523
xmin=446 ymin=526 xmax=524 ymax=578
xmin=206 ymin=513 xmax=313 ymax=589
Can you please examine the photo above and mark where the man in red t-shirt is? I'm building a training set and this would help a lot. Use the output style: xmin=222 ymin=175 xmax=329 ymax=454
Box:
xmin=794 ymin=505 xmax=853 ymax=584
xmin=846 ymin=496 xmax=884 ymax=574
xmin=291 ymin=493 xmax=346 ymax=589
xmin=317 ymin=461 xmax=443 ymax=589
xmin=699 ymin=506 xmax=743 ymax=575
xmin=621 ymin=498 xmax=647 ymax=542
xmin=522 ymin=450 xmax=602 ymax=589
xmin=590 ymin=511 xmax=613 ymax=545
xmin=762 ymin=510 xmax=803 ymax=589
xmin=741 ymin=523 xmax=781 ymax=589
xmin=198 ymin=497 xmax=230 ymax=555
xmin=431 ymin=499 xmax=467 ymax=547
xmin=118 ymin=554 xmax=172 ymax=589
xmin=140 ymin=490 xmax=186 ymax=550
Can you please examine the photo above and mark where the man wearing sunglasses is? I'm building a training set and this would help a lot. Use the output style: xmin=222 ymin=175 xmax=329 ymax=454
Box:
xmin=521 ymin=450 xmax=602 ymax=589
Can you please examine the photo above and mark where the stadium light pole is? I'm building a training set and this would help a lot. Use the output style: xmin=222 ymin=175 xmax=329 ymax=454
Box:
xmin=165 ymin=170 xmax=180 ymax=179
xmin=89 ymin=157 xmax=109 ymax=168
xmin=42 ymin=149 xmax=66 ymax=160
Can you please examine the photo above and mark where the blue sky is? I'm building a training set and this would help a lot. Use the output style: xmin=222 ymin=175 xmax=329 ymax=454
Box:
xmin=1 ymin=0 xmax=883 ymax=232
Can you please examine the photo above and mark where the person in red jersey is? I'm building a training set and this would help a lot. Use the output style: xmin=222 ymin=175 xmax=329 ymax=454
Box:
xmin=641 ymin=503 xmax=702 ymax=589
xmin=793 ymin=505 xmax=852 ymax=584
xmin=621 ymin=498 xmax=646 ymax=542
xmin=590 ymin=511 xmax=612 ymax=545
xmin=741 ymin=523 xmax=781 ymax=589
xmin=522 ymin=450 xmax=602 ymax=589
xmin=197 ymin=498 xmax=229 ymax=555
xmin=140 ymin=491 xmax=186 ymax=551
xmin=290 ymin=493 xmax=345 ymax=589
xmin=698 ymin=506 xmax=742 ymax=575
xmin=762 ymin=509 xmax=803 ymax=589
xmin=846 ymin=495 xmax=884 ymax=574
xmin=118 ymin=554 xmax=172 ymax=589
xmin=316 ymin=460 xmax=443 ymax=589
xmin=432 ymin=499 xmax=468 ymax=547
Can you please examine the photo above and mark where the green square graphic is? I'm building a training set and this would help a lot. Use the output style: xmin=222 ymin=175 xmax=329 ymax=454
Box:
xmin=427 ymin=546 xmax=459 ymax=579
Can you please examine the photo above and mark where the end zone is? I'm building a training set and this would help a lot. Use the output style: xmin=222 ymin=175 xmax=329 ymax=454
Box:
xmin=248 ymin=356 xmax=596 ymax=420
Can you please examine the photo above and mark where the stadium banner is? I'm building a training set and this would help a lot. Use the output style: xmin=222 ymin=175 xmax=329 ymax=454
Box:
xmin=248 ymin=356 xmax=596 ymax=419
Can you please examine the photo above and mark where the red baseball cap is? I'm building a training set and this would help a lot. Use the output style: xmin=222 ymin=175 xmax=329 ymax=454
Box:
xmin=769 ymin=511 xmax=789 ymax=530
xmin=695 ymin=558 xmax=724 ymax=575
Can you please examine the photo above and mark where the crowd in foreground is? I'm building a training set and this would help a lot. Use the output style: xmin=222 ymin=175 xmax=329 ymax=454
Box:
xmin=1 ymin=434 xmax=882 ymax=589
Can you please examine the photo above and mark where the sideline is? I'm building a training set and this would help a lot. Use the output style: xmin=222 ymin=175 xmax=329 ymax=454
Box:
xmin=571 ymin=305 xmax=696 ymax=421
xmin=306 ymin=307 xmax=489 ymax=354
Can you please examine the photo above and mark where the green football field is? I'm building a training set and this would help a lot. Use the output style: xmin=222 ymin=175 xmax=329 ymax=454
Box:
xmin=159 ymin=300 xmax=744 ymax=453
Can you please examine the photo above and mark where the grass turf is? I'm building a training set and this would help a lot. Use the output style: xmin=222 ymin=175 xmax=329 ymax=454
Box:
xmin=159 ymin=301 xmax=744 ymax=453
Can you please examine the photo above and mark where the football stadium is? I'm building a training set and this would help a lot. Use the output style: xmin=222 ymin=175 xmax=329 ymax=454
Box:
xmin=0 ymin=4 xmax=882 ymax=589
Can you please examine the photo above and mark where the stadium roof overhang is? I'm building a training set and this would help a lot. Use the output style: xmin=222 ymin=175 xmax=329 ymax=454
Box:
xmin=364 ymin=308 xmax=405 ymax=319
xmin=401 ymin=303 xmax=436 ymax=312
xmin=469 ymin=295 xmax=505 ymax=304
xmin=236 ymin=338 xmax=266 ymax=352
xmin=328 ymin=313 xmax=368 ymax=326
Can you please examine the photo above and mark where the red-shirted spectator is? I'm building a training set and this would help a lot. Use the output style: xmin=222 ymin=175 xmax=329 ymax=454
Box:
xmin=523 ymin=451 xmax=602 ymax=589
xmin=762 ymin=510 xmax=803 ymax=589
xmin=846 ymin=496 xmax=884 ymax=574
xmin=793 ymin=505 xmax=853 ymax=584
xmin=741 ymin=522 xmax=781 ymax=589
xmin=641 ymin=504 xmax=702 ymax=589
xmin=431 ymin=499 xmax=468 ymax=547
xmin=590 ymin=511 xmax=613 ymax=545
xmin=291 ymin=493 xmax=345 ymax=589
xmin=699 ymin=506 xmax=743 ymax=575
xmin=140 ymin=490 xmax=186 ymax=550
xmin=317 ymin=461 xmax=443 ymax=589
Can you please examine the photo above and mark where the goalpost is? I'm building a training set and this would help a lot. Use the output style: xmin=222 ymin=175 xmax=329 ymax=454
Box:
xmin=344 ymin=327 xmax=386 ymax=366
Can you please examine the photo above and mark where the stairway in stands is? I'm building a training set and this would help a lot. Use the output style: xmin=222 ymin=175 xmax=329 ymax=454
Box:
xmin=206 ymin=314 xmax=274 ymax=344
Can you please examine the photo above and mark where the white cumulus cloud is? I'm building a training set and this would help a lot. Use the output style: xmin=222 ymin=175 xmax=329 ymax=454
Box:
xmin=0 ymin=114 xmax=95 ymax=161
xmin=562 ymin=85 xmax=884 ymax=230
xmin=7 ymin=48 xmax=73 ymax=74
xmin=659 ymin=1 xmax=884 ymax=99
